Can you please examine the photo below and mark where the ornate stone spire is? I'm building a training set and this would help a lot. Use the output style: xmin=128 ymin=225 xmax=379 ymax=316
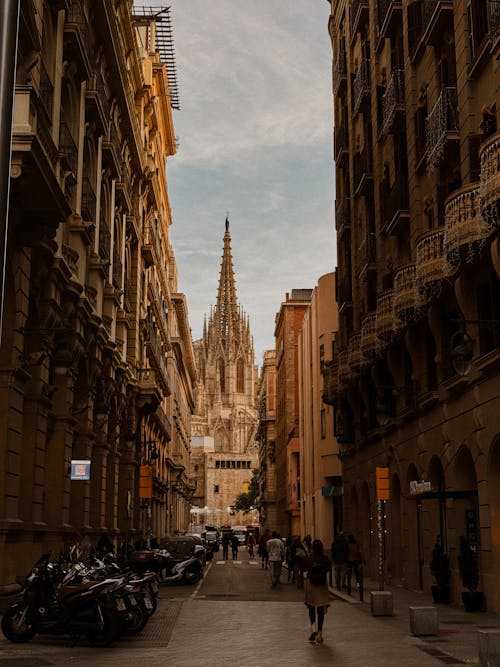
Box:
xmin=214 ymin=217 xmax=239 ymax=347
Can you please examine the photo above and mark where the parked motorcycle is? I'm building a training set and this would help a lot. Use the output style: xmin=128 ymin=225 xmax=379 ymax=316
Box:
xmin=1 ymin=554 xmax=122 ymax=647
xmin=157 ymin=545 xmax=205 ymax=585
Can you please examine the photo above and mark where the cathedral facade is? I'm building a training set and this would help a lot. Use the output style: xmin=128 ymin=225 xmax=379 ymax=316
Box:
xmin=190 ymin=220 xmax=258 ymax=528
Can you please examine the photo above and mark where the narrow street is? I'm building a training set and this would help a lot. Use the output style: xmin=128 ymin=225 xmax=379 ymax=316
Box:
xmin=1 ymin=548 xmax=491 ymax=666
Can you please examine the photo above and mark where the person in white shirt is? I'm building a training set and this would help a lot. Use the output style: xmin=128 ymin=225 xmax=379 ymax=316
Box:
xmin=266 ymin=531 xmax=285 ymax=586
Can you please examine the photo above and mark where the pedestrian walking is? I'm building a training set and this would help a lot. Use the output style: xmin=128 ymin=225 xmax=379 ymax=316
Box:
xmin=302 ymin=539 xmax=332 ymax=644
xmin=292 ymin=536 xmax=308 ymax=589
xmin=222 ymin=531 xmax=231 ymax=560
xmin=246 ymin=531 xmax=256 ymax=558
xmin=231 ymin=532 xmax=239 ymax=560
xmin=331 ymin=531 xmax=349 ymax=590
xmin=347 ymin=534 xmax=364 ymax=587
xmin=258 ymin=528 xmax=271 ymax=568
xmin=285 ymin=534 xmax=294 ymax=582
xmin=266 ymin=531 xmax=285 ymax=586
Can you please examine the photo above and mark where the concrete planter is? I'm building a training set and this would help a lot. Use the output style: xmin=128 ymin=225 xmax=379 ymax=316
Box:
xmin=370 ymin=590 xmax=393 ymax=616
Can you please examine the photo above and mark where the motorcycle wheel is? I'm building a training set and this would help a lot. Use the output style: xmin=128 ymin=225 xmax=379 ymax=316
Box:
xmin=87 ymin=607 xmax=119 ymax=648
xmin=184 ymin=569 xmax=201 ymax=585
xmin=125 ymin=604 xmax=148 ymax=635
xmin=1 ymin=605 xmax=36 ymax=643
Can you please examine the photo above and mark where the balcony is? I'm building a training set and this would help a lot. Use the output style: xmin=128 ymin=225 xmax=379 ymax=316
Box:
xmin=332 ymin=49 xmax=347 ymax=95
xmin=380 ymin=175 xmax=409 ymax=235
xmin=350 ymin=0 xmax=369 ymax=40
xmin=352 ymin=58 xmax=371 ymax=116
xmin=337 ymin=274 xmax=353 ymax=313
xmin=425 ymin=87 xmax=459 ymax=171
xmin=347 ymin=332 xmax=363 ymax=371
xmin=335 ymin=198 xmax=350 ymax=238
xmin=64 ymin=0 xmax=93 ymax=79
xmin=444 ymin=184 xmax=493 ymax=269
xmin=416 ymin=229 xmax=450 ymax=302
xmin=145 ymin=318 xmax=172 ymax=398
xmin=334 ymin=125 xmax=349 ymax=164
xmin=86 ymin=69 xmax=109 ymax=133
xmin=116 ymin=160 xmax=132 ymax=213
xmin=354 ymin=146 xmax=373 ymax=195
xmin=356 ymin=232 xmax=376 ymax=280
xmin=38 ymin=61 xmax=53 ymax=123
xmin=361 ymin=313 xmax=378 ymax=358
xmin=151 ymin=405 xmax=172 ymax=442
xmin=480 ymin=131 xmax=500 ymax=230
xmin=112 ymin=252 xmax=122 ymax=290
xmin=337 ymin=350 xmax=351 ymax=387
xmin=81 ymin=176 xmax=96 ymax=223
xmin=136 ymin=367 xmax=162 ymax=416
xmin=59 ymin=119 xmax=78 ymax=178
xmin=98 ymin=221 xmax=111 ymax=262
xmin=376 ymin=289 xmax=401 ymax=342
xmin=489 ymin=0 xmax=500 ymax=55
xmin=407 ymin=0 xmax=454 ymax=62
xmin=393 ymin=263 xmax=422 ymax=323
xmin=102 ymin=120 xmax=122 ymax=177
xmin=322 ymin=360 xmax=339 ymax=405
xmin=147 ymin=280 xmax=170 ymax=349
xmin=380 ymin=69 xmax=405 ymax=138
xmin=377 ymin=0 xmax=403 ymax=44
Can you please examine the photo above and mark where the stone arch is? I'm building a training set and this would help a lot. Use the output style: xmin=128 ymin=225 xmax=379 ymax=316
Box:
xmin=451 ymin=446 xmax=479 ymax=556
xmin=387 ymin=473 xmax=402 ymax=581
xmin=487 ymin=438 xmax=500 ymax=579
xmin=404 ymin=463 xmax=422 ymax=589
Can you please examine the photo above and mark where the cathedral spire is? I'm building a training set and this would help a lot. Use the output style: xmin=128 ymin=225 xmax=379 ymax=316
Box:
xmin=215 ymin=216 xmax=239 ymax=344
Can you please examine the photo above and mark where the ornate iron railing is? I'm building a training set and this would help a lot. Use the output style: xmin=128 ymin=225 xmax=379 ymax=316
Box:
xmin=81 ymin=176 xmax=96 ymax=222
xmin=353 ymin=58 xmax=371 ymax=116
xmin=380 ymin=69 xmax=405 ymax=136
xmin=425 ymin=87 xmax=459 ymax=170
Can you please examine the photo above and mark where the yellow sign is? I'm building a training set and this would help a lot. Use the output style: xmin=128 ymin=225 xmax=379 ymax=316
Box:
xmin=139 ymin=465 xmax=153 ymax=499
xmin=376 ymin=467 xmax=390 ymax=501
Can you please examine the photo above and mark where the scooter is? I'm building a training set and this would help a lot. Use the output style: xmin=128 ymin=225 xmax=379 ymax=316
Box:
xmin=158 ymin=545 xmax=205 ymax=585
xmin=1 ymin=554 xmax=122 ymax=647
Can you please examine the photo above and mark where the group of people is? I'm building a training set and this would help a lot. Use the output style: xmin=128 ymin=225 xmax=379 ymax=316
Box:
xmin=256 ymin=529 xmax=364 ymax=644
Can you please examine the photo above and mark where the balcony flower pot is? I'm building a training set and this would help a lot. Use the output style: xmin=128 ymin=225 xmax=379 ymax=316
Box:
xmin=430 ymin=538 xmax=450 ymax=604
xmin=458 ymin=535 xmax=484 ymax=612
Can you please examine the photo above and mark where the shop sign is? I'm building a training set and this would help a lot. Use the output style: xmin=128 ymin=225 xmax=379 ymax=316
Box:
xmin=70 ymin=460 xmax=91 ymax=480
xmin=409 ymin=480 xmax=432 ymax=495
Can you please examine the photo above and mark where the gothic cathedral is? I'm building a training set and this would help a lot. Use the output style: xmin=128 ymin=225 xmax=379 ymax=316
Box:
xmin=190 ymin=219 xmax=259 ymax=528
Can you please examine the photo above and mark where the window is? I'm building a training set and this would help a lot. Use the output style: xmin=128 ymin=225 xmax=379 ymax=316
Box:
xmin=214 ymin=484 xmax=219 ymax=494
xmin=236 ymin=357 xmax=244 ymax=392
xmin=321 ymin=409 xmax=326 ymax=439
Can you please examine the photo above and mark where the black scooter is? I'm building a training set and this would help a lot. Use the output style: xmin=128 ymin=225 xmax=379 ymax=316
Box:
xmin=1 ymin=554 xmax=121 ymax=647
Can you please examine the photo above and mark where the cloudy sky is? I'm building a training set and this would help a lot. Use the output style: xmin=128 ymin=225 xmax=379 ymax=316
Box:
xmin=137 ymin=1 xmax=336 ymax=364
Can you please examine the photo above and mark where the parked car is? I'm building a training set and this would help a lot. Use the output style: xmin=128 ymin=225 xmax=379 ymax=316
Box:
xmin=159 ymin=535 xmax=207 ymax=567
xmin=201 ymin=528 xmax=220 ymax=552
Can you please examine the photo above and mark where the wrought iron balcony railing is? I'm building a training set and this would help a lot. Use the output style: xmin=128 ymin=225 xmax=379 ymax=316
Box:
xmin=356 ymin=232 xmax=376 ymax=278
xmin=353 ymin=58 xmax=371 ymax=116
xmin=415 ymin=229 xmax=450 ymax=301
xmin=59 ymin=119 xmax=78 ymax=177
xmin=98 ymin=222 xmax=111 ymax=261
xmin=380 ymin=69 xmax=405 ymax=137
xmin=335 ymin=198 xmax=350 ymax=237
xmin=393 ymin=263 xmax=422 ymax=323
xmin=333 ymin=49 xmax=347 ymax=94
xmin=376 ymin=289 xmax=402 ymax=342
xmin=360 ymin=313 xmax=378 ymax=358
xmin=380 ymin=175 xmax=409 ymax=235
xmin=425 ymin=87 xmax=459 ymax=170
xmin=39 ymin=61 xmax=53 ymax=122
xmin=444 ymin=184 xmax=492 ymax=269
xmin=353 ymin=145 xmax=373 ymax=194
xmin=480 ymin=131 xmax=500 ymax=229
xmin=81 ymin=176 xmax=96 ymax=223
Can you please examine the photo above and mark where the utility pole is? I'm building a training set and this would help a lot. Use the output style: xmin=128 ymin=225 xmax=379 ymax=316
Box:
xmin=0 ymin=0 xmax=20 ymax=345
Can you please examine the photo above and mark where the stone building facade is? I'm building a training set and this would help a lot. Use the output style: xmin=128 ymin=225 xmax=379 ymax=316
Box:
xmin=256 ymin=349 xmax=278 ymax=531
xmin=0 ymin=1 xmax=195 ymax=593
xmin=326 ymin=0 xmax=500 ymax=610
xmin=298 ymin=273 xmax=342 ymax=547
xmin=274 ymin=289 xmax=313 ymax=537
xmin=191 ymin=220 xmax=258 ymax=527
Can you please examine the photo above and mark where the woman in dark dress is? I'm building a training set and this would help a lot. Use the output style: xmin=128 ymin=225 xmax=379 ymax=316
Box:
xmin=301 ymin=539 xmax=332 ymax=644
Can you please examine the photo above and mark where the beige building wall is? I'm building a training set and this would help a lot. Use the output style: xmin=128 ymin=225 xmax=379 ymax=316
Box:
xmin=299 ymin=273 xmax=341 ymax=546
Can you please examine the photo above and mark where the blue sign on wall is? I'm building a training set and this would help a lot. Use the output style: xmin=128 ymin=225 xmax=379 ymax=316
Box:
xmin=70 ymin=460 xmax=91 ymax=480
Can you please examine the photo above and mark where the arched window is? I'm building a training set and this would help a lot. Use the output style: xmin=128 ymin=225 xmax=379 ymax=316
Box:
xmin=236 ymin=357 xmax=244 ymax=393
xmin=218 ymin=361 xmax=225 ymax=393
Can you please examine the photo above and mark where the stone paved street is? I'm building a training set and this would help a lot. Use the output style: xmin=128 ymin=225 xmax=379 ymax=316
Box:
xmin=1 ymin=549 xmax=499 ymax=666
